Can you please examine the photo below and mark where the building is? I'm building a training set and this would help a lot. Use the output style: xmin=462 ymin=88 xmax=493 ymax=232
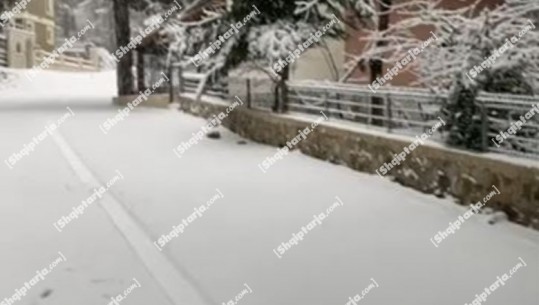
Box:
xmin=344 ymin=0 xmax=504 ymax=87
xmin=7 ymin=0 xmax=55 ymax=68
xmin=23 ymin=0 xmax=56 ymax=52
xmin=290 ymin=39 xmax=345 ymax=81
xmin=0 ymin=25 xmax=7 ymax=67
xmin=4 ymin=0 xmax=98 ymax=71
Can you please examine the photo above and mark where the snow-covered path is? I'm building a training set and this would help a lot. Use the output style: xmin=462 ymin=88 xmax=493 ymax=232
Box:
xmin=0 ymin=97 xmax=537 ymax=305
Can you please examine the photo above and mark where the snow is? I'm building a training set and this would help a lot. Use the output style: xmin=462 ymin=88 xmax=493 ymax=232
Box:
xmin=346 ymin=0 xmax=539 ymax=91
xmin=55 ymin=106 xmax=539 ymax=305
xmin=0 ymin=111 xmax=171 ymax=305
xmin=0 ymin=68 xmax=116 ymax=104
xmin=0 ymin=71 xmax=538 ymax=305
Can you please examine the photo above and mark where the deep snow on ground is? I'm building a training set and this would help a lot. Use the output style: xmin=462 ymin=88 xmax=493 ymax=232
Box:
xmin=0 ymin=70 xmax=538 ymax=305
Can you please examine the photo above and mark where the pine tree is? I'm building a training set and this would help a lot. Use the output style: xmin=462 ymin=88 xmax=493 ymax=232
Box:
xmin=443 ymin=77 xmax=483 ymax=151
xmin=166 ymin=0 xmax=374 ymax=110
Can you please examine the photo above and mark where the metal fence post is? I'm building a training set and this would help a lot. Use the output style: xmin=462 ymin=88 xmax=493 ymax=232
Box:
xmin=367 ymin=94 xmax=372 ymax=126
xmin=324 ymin=90 xmax=330 ymax=118
xmin=168 ymin=65 xmax=174 ymax=103
xmin=386 ymin=94 xmax=392 ymax=132
xmin=479 ymin=100 xmax=489 ymax=152
xmin=246 ymin=78 xmax=252 ymax=109
xmin=177 ymin=65 xmax=184 ymax=94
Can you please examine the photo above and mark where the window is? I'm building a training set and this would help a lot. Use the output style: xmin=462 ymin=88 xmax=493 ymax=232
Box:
xmin=16 ymin=43 xmax=22 ymax=54
xmin=46 ymin=26 xmax=54 ymax=45
xmin=46 ymin=0 xmax=54 ymax=16
xmin=14 ymin=18 xmax=23 ymax=29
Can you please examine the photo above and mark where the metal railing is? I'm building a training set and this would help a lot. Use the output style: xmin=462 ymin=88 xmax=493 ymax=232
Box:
xmin=287 ymin=80 xmax=445 ymax=133
xmin=478 ymin=92 xmax=539 ymax=158
xmin=174 ymin=71 xmax=539 ymax=159
xmin=174 ymin=66 xmax=229 ymax=100
xmin=284 ymin=80 xmax=539 ymax=158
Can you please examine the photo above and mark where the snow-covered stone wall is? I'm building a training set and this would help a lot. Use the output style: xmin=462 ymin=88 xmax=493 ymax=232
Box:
xmin=178 ymin=95 xmax=539 ymax=230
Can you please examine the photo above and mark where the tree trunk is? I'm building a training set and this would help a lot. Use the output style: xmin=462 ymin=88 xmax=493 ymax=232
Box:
xmin=273 ymin=82 xmax=279 ymax=112
xmin=113 ymin=0 xmax=134 ymax=96
xmin=280 ymin=66 xmax=290 ymax=113
xmin=273 ymin=66 xmax=289 ymax=113
xmin=136 ymin=50 xmax=145 ymax=92
xmin=369 ymin=0 xmax=391 ymax=126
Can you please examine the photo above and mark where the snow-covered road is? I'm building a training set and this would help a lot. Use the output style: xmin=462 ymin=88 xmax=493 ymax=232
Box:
xmin=0 ymin=99 xmax=537 ymax=305
xmin=0 ymin=106 xmax=172 ymax=305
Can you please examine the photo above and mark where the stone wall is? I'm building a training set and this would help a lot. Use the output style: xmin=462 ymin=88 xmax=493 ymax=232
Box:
xmin=178 ymin=95 xmax=539 ymax=229
xmin=114 ymin=94 xmax=170 ymax=108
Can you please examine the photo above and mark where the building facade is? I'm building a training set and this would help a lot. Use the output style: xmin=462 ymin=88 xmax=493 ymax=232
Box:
xmin=0 ymin=24 xmax=7 ymax=67
xmin=4 ymin=0 xmax=98 ymax=71
xmin=6 ymin=0 xmax=55 ymax=68
xmin=24 ymin=0 xmax=56 ymax=52
xmin=344 ymin=0 xmax=504 ymax=87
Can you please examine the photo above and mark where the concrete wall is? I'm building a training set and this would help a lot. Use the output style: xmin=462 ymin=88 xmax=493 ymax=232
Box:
xmin=178 ymin=95 xmax=539 ymax=229
xmin=114 ymin=94 xmax=170 ymax=108
xmin=291 ymin=39 xmax=345 ymax=81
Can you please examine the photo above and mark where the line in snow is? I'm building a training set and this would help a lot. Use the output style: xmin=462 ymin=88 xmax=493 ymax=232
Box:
xmin=50 ymin=130 xmax=213 ymax=305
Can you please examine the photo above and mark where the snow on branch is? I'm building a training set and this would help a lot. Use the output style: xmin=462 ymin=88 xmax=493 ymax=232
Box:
xmin=344 ymin=0 xmax=539 ymax=92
